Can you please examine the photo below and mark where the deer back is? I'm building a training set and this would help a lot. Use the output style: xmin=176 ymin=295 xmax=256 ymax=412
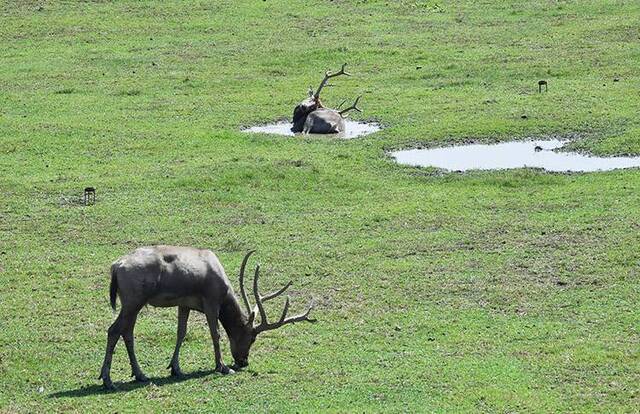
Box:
xmin=303 ymin=108 xmax=345 ymax=134
xmin=112 ymin=246 xmax=232 ymax=308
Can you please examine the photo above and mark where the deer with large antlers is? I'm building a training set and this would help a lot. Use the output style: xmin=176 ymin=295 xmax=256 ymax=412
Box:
xmin=98 ymin=247 xmax=314 ymax=390
xmin=291 ymin=63 xmax=363 ymax=134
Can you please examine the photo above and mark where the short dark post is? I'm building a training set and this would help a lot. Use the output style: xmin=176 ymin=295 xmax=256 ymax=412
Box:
xmin=84 ymin=187 xmax=96 ymax=205
xmin=538 ymin=80 xmax=547 ymax=93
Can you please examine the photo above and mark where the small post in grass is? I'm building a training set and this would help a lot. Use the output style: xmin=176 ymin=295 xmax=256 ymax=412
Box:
xmin=538 ymin=80 xmax=548 ymax=93
xmin=83 ymin=187 xmax=96 ymax=205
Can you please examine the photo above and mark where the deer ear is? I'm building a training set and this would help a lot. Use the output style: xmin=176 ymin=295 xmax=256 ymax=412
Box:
xmin=247 ymin=310 xmax=256 ymax=328
xmin=307 ymin=86 xmax=314 ymax=97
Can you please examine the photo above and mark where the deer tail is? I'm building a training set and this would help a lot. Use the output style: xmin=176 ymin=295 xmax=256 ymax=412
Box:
xmin=109 ymin=264 xmax=119 ymax=311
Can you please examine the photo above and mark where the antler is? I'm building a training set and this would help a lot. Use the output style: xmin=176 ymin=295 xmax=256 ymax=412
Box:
xmin=338 ymin=95 xmax=362 ymax=116
xmin=314 ymin=63 xmax=350 ymax=99
xmin=238 ymin=250 xmax=256 ymax=315
xmin=238 ymin=252 xmax=314 ymax=334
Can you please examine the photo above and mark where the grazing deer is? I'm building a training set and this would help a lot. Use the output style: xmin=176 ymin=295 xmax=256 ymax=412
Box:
xmin=99 ymin=247 xmax=314 ymax=390
xmin=291 ymin=64 xmax=363 ymax=134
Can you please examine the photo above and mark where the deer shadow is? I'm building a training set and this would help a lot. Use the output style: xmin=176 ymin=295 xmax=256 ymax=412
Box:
xmin=49 ymin=369 xmax=218 ymax=398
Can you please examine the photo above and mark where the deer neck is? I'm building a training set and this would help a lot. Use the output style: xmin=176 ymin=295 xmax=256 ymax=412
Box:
xmin=219 ymin=293 xmax=251 ymax=340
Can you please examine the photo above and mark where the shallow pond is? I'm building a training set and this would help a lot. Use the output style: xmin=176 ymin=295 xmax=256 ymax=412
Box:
xmin=243 ymin=121 xmax=381 ymax=139
xmin=391 ymin=140 xmax=640 ymax=173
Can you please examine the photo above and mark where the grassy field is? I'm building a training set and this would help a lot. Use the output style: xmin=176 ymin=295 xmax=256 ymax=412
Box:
xmin=1 ymin=0 xmax=639 ymax=412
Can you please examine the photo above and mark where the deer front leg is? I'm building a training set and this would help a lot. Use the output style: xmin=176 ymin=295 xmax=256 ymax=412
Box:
xmin=203 ymin=301 xmax=234 ymax=375
xmin=168 ymin=306 xmax=190 ymax=377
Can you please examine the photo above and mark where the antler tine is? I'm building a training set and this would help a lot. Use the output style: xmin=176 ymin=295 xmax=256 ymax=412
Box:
xmin=338 ymin=95 xmax=362 ymax=116
xmin=336 ymin=99 xmax=347 ymax=110
xmin=247 ymin=259 xmax=316 ymax=333
xmin=238 ymin=250 xmax=255 ymax=315
xmin=314 ymin=63 xmax=350 ymax=99
xmin=281 ymin=299 xmax=314 ymax=325
xmin=254 ymin=298 xmax=315 ymax=333
xmin=252 ymin=264 xmax=268 ymax=325
xmin=261 ymin=280 xmax=293 ymax=302
xmin=278 ymin=296 xmax=290 ymax=324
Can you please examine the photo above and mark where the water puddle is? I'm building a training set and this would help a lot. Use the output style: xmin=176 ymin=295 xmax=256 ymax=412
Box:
xmin=391 ymin=139 xmax=640 ymax=172
xmin=242 ymin=121 xmax=381 ymax=139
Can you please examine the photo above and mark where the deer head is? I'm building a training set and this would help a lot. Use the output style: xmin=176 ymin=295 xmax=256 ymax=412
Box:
xmin=230 ymin=251 xmax=315 ymax=369
xmin=291 ymin=63 xmax=350 ymax=132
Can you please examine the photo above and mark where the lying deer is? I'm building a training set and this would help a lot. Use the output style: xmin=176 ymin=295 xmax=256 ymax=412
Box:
xmin=99 ymin=247 xmax=314 ymax=390
xmin=291 ymin=63 xmax=363 ymax=134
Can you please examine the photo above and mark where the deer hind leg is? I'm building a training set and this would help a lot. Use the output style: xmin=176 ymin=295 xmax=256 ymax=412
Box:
xmin=168 ymin=306 xmax=190 ymax=377
xmin=203 ymin=301 xmax=234 ymax=375
xmin=121 ymin=307 xmax=147 ymax=382
xmin=99 ymin=312 xmax=124 ymax=390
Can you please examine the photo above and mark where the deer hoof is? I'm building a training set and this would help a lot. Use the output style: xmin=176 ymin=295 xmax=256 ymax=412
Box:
xmin=134 ymin=373 xmax=150 ymax=383
xmin=102 ymin=379 xmax=117 ymax=391
xmin=216 ymin=364 xmax=235 ymax=375
xmin=230 ymin=363 xmax=244 ymax=371
xmin=170 ymin=366 xmax=184 ymax=378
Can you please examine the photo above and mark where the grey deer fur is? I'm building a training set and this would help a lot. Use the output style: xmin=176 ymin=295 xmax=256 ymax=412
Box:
xmin=291 ymin=63 xmax=362 ymax=134
xmin=99 ymin=246 xmax=314 ymax=390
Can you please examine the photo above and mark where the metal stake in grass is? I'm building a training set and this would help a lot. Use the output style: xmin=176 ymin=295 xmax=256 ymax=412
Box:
xmin=538 ymin=80 xmax=548 ymax=93
xmin=83 ymin=187 xmax=96 ymax=205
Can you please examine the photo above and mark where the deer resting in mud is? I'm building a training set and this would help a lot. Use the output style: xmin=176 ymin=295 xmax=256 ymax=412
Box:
xmin=99 ymin=247 xmax=314 ymax=390
xmin=292 ymin=63 xmax=363 ymax=134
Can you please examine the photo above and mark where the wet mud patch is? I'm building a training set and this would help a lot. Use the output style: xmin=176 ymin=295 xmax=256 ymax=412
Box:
xmin=242 ymin=120 xmax=381 ymax=139
xmin=390 ymin=139 xmax=640 ymax=173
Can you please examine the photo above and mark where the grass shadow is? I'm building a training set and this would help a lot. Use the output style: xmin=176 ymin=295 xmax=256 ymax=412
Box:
xmin=48 ymin=369 xmax=217 ymax=398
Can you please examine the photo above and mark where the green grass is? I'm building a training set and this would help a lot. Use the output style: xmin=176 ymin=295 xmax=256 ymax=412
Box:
xmin=1 ymin=0 xmax=639 ymax=412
